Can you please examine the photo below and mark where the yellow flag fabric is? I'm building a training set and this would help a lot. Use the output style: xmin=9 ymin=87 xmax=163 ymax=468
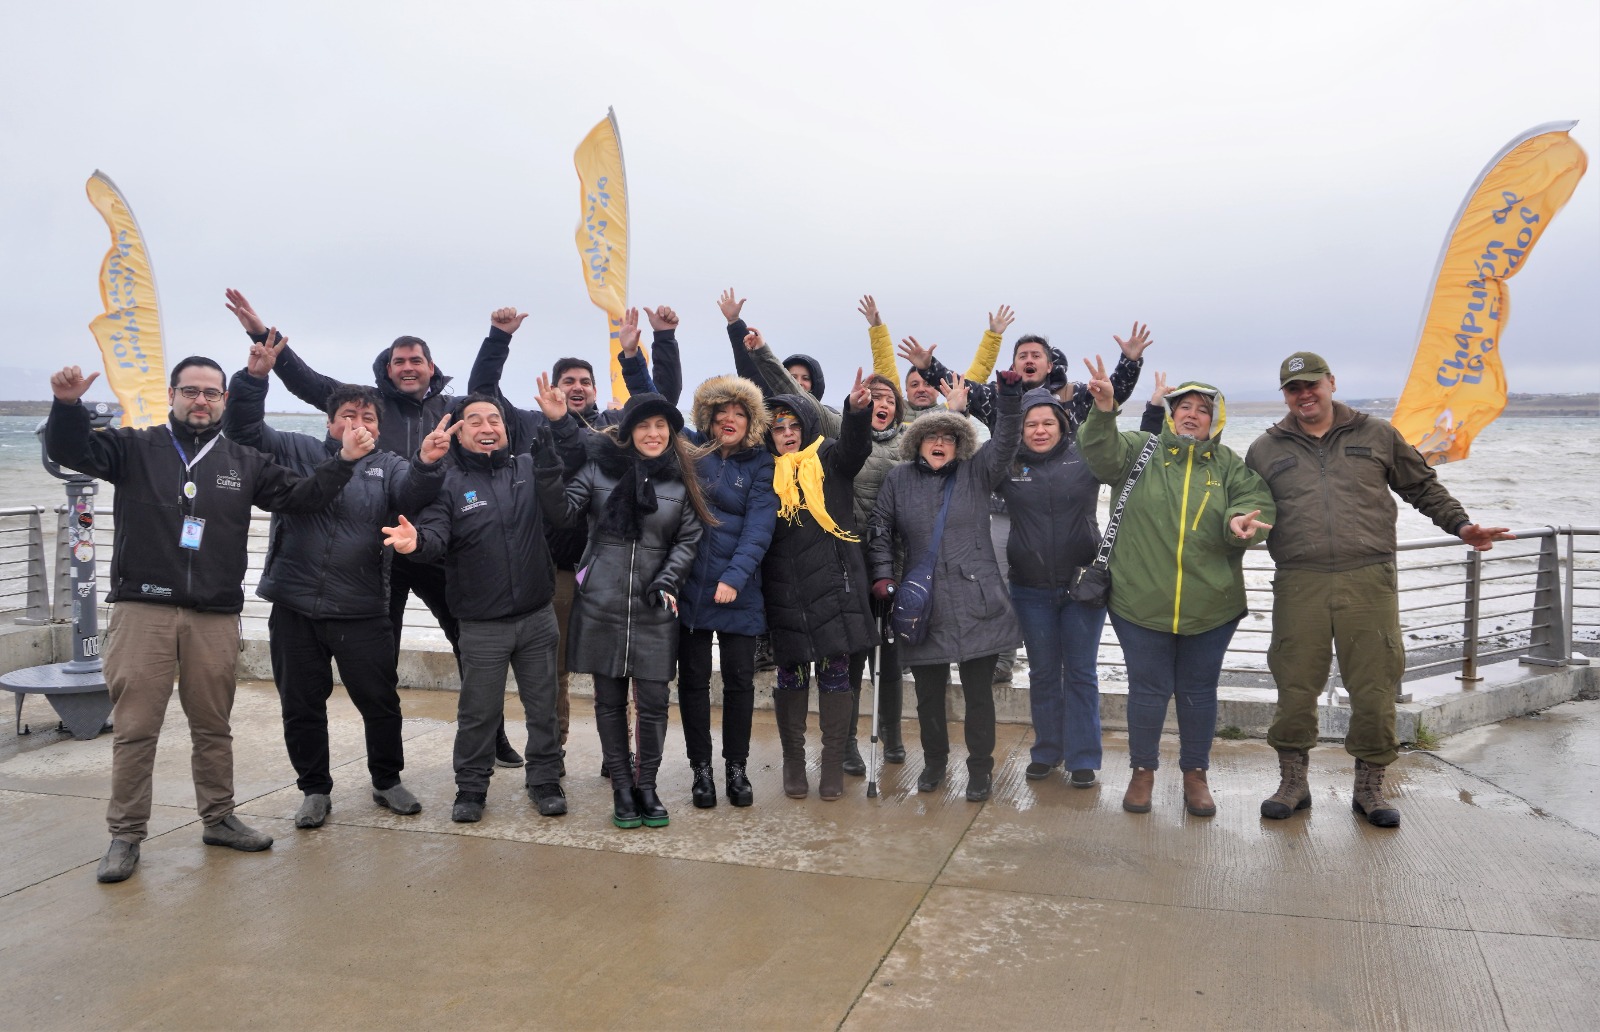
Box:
xmin=1393 ymin=123 xmax=1587 ymax=464
xmin=573 ymin=109 xmax=644 ymax=403
xmin=85 ymin=171 xmax=166 ymax=428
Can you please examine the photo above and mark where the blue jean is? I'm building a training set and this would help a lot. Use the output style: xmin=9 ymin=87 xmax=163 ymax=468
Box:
xmin=1010 ymin=584 xmax=1106 ymax=771
xmin=1110 ymin=612 xmax=1241 ymax=772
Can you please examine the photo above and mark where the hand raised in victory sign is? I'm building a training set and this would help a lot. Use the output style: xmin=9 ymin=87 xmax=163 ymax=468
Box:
xmin=718 ymin=288 xmax=746 ymax=325
xmin=857 ymin=294 xmax=883 ymax=327
xmin=742 ymin=327 xmax=767 ymax=353
xmin=1083 ymin=355 xmax=1116 ymax=412
xmin=420 ymin=413 xmax=457 ymax=464
xmin=246 ymin=328 xmax=288 ymax=378
xmin=381 ymin=514 xmax=418 ymax=555
xmin=846 ymin=366 xmax=871 ymax=412
xmin=988 ymin=304 xmax=1015 ymax=336
xmin=644 ymin=305 xmax=678 ymax=331
xmin=618 ymin=307 xmax=642 ymax=357
xmin=223 ymin=288 xmax=267 ymax=337
xmin=1229 ymin=509 xmax=1274 ymax=540
xmin=1113 ymin=322 xmax=1154 ymax=361
xmin=1148 ymin=370 xmax=1172 ymax=408
xmin=50 ymin=365 xmax=100 ymax=403
xmin=939 ymin=372 xmax=969 ymax=414
xmin=896 ymin=335 xmax=937 ymax=371
xmin=340 ymin=420 xmax=376 ymax=462
xmin=491 ymin=306 xmax=529 ymax=335
xmin=535 ymin=371 xmax=568 ymax=422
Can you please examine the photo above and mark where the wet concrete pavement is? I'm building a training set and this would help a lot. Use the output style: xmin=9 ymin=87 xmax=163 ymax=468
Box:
xmin=0 ymin=683 xmax=1595 ymax=1031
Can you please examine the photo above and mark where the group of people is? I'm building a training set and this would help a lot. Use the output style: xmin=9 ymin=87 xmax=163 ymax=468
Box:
xmin=43 ymin=288 xmax=1511 ymax=886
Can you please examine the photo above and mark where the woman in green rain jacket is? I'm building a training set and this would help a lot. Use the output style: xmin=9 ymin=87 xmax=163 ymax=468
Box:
xmin=1078 ymin=363 xmax=1274 ymax=819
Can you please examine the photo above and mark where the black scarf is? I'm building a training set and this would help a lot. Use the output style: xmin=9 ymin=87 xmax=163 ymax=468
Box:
xmin=596 ymin=445 xmax=681 ymax=540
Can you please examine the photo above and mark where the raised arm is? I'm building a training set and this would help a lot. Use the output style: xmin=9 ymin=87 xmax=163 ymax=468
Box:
xmin=831 ymin=370 xmax=874 ymax=480
xmin=223 ymin=328 xmax=292 ymax=452
xmin=1075 ymin=355 xmax=1144 ymax=485
xmin=719 ymin=289 xmax=763 ymax=388
xmin=745 ymin=326 xmax=843 ymax=438
xmin=641 ymin=305 xmax=681 ymax=405
xmin=1062 ymin=323 xmax=1151 ymax=424
xmin=964 ymin=304 xmax=1013 ymax=383
xmin=977 ymin=371 xmax=1024 ymax=489
xmin=250 ymin=421 xmax=371 ymax=514
xmin=859 ymin=295 xmax=899 ymax=384
xmin=44 ymin=366 xmax=122 ymax=482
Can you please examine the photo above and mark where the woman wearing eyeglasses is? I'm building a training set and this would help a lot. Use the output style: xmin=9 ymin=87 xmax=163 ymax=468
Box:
xmin=866 ymin=370 xmax=1025 ymax=802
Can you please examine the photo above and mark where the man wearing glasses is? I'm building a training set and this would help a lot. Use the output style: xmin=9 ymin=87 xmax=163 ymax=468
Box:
xmin=46 ymin=356 xmax=373 ymax=883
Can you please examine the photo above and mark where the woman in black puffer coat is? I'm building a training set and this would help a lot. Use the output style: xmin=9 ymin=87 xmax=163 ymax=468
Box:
xmin=557 ymin=393 xmax=711 ymax=830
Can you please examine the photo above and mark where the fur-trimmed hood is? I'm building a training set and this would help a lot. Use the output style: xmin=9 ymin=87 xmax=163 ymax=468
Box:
xmin=899 ymin=411 xmax=978 ymax=461
xmin=691 ymin=375 xmax=769 ymax=450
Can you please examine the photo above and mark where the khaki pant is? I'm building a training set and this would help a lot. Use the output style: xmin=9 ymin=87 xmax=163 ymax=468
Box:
xmin=102 ymin=602 xmax=241 ymax=842
xmin=1266 ymin=564 xmax=1405 ymax=766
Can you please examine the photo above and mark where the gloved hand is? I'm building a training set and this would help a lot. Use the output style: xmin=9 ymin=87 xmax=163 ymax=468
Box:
xmin=996 ymin=369 xmax=1024 ymax=395
xmin=872 ymin=579 xmax=897 ymax=602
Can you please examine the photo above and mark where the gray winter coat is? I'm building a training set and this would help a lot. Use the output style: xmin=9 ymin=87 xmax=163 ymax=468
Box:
xmin=868 ymin=389 xmax=1024 ymax=665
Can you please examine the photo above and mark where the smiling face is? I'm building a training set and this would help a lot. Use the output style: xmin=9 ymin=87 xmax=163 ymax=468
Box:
xmin=769 ymin=409 xmax=803 ymax=455
xmin=1011 ymin=342 xmax=1053 ymax=388
xmin=919 ymin=430 xmax=957 ymax=470
xmin=868 ymin=383 xmax=898 ymax=431
xmin=712 ymin=402 xmax=750 ymax=454
xmin=905 ymin=368 xmax=938 ymax=408
xmin=386 ymin=344 xmax=435 ymax=398
xmin=326 ymin=401 xmax=381 ymax=443
xmin=458 ymin=401 xmax=506 ymax=454
xmin=557 ymin=367 xmax=597 ymax=414
xmin=631 ymin=414 xmax=672 ymax=458
xmin=1169 ymin=392 xmax=1215 ymax=441
xmin=1282 ymin=374 xmax=1336 ymax=435
xmin=169 ymin=365 xmax=227 ymax=430
xmin=1023 ymin=408 xmax=1063 ymax=453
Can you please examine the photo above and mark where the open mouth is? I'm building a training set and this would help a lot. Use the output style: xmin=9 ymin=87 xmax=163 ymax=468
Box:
xmin=475 ymin=434 xmax=499 ymax=447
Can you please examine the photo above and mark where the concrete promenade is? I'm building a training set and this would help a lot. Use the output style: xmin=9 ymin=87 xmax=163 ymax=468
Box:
xmin=1 ymin=682 xmax=1596 ymax=1031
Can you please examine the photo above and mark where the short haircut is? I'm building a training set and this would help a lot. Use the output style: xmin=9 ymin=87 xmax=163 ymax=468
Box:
xmin=1012 ymin=333 xmax=1051 ymax=360
xmin=454 ymin=392 xmax=505 ymax=421
xmin=324 ymin=384 xmax=384 ymax=427
xmin=906 ymin=366 xmax=930 ymax=389
xmin=389 ymin=335 xmax=433 ymax=363
xmin=169 ymin=356 xmax=226 ymax=387
xmin=552 ymin=358 xmax=595 ymax=382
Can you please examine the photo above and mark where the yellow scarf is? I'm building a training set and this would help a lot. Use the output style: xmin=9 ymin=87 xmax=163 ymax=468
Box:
xmin=772 ymin=438 xmax=858 ymax=542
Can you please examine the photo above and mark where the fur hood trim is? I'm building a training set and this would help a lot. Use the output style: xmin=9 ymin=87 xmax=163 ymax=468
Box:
xmin=691 ymin=375 xmax=769 ymax=449
xmin=899 ymin=411 xmax=978 ymax=461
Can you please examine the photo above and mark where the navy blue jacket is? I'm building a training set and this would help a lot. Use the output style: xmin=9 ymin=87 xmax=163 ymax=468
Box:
xmin=679 ymin=445 xmax=778 ymax=636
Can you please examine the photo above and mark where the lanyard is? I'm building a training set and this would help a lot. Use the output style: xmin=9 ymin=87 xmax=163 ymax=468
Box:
xmin=168 ymin=427 xmax=220 ymax=501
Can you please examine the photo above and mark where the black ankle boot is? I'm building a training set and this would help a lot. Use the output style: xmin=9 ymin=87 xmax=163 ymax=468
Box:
xmin=690 ymin=763 xmax=717 ymax=809
xmin=612 ymin=789 xmax=642 ymax=829
xmin=634 ymin=786 xmax=669 ymax=828
xmin=725 ymin=761 xmax=754 ymax=807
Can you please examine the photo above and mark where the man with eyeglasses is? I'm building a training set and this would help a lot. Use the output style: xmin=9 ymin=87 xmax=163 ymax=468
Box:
xmin=46 ymin=356 xmax=374 ymax=883
xmin=1246 ymin=351 xmax=1512 ymax=829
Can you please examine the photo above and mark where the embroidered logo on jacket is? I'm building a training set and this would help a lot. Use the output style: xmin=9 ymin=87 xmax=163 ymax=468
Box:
xmin=460 ymin=489 xmax=487 ymax=513
xmin=214 ymin=469 xmax=242 ymax=491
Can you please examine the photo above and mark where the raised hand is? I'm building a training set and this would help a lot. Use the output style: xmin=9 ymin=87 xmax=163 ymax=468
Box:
xmin=535 ymin=371 xmax=567 ymax=421
xmin=381 ymin=514 xmax=418 ymax=555
xmin=896 ymin=336 xmax=936 ymax=370
xmin=618 ymin=307 xmax=641 ymax=356
xmin=1114 ymin=321 xmax=1153 ymax=360
xmin=1229 ymin=509 xmax=1274 ymax=540
xmin=644 ymin=305 xmax=679 ymax=331
xmin=246 ymin=328 xmax=288 ymax=378
xmin=1148 ymin=370 xmax=1172 ymax=408
xmin=846 ymin=367 xmax=871 ymax=412
xmin=491 ymin=306 xmax=529 ymax=335
xmin=50 ymin=365 xmax=100 ymax=403
xmin=713 ymin=582 xmax=738 ymax=604
xmin=988 ymin=304 xmax=1015 ymax=336
xmin=340 ymin=421 xmax=376 ymax=461
xmin=1083 ymin=355 xmax=1115 ymax=411
xmin=718 ymin=288 xmax=746 ymax=324
xmin=420 ymin=413 xmax=457 ymax=464
xmin=857 ymin=294 xmax=882 ymax=327
xmin=1458 ymin=524 xmax=1515 ymax=551
xmin=938 ymin=372 xmax=969 ymax=413
xmin=742 ymin=327 xmax=766 ymax=353
xmin=224 ymin=288 xmax=267 ymax=336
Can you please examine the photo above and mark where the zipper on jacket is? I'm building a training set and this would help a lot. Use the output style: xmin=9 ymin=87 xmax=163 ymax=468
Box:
xmin=1172 ymin=444 xmax=1195 ymax=633
xmin=623 ymin=540 xmax=637 ymax=672
xmin=1190 ymin=489 xmax=1211 ymax=532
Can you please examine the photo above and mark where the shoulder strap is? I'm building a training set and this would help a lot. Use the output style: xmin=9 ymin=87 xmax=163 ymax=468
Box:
xmin=1089 ymin=433 xmax=1160 ymax=570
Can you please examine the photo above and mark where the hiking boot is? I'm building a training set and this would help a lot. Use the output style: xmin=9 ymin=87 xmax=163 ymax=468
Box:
xmin=451 ymin=792 xmax=486 ymax=823
xmin=202 ymin=814 xmax=273 ymax=852
xmin=295 ymin=793 xmax=332 ymax=828
xmin=1261 ymin=748 xmax=1312 ymax=820
xmin=529 ymin=782 xmax=567 ymax=817
xmin=818 ymin=691 xmax=852 ymax=801
xmin=96 ymin=839 xmax=139 ymax=883
xmin=372 ymin=783 xmax=421 ymax=816
xmin=774 ymin=689 xmax=810 ymax=799
xmin=1069 ymin=768 xmax=1098 ymax=788
xmin=1121 ymin=767 xmax=1154 ymax=813
xmin=690 ymin=763 xmax=718 ymax=809
xmin=612 ymin=789 xmax=643 ymax=829
xmin=725 ymin=761 xmax=754 ymax=808
xmin=1025 ymin=761 xmax=1055 ymax=781
xmin=917 ymin=764 xmax=946 ymax=793
xmin=965 ymin=773 xmax=992 ymax=802
xmin=1352 ymin=758 xmax=1401 ymax=827
xmin=1182 ymin=768 xmax=1216 ymax=817
xmin=634 ymin=786 xmax=669 ymax=828
xmin=496 ymin=735 xmax=524 ymax=768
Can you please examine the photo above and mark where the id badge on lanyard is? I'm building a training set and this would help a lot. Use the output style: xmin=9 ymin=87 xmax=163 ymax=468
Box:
xmin=169 ymin=427 xmax=220 ymax=553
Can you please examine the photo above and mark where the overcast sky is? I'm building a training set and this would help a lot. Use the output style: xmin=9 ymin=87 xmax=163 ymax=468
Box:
xmin=3 ymin=1 xmax=1596 ymax=409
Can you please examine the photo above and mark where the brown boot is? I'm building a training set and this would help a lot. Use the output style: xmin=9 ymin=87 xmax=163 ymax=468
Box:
xmin=1122 ymin=767 xmax=1154 ymax=813
xmin=1352 ymin=758 xmax=1401 ymax=827
xmin=1260 ymin=748 xmax=1312 ymax=820
xmin=773 ymin=689 xmax=810 ymax=799
xmin=818 ymin=691 xmax=853 ymax=801
xmin=1181 ymin=768 xmax=1216 ymax=817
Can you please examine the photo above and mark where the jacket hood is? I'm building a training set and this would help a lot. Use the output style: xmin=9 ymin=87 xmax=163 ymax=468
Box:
xmin=1019 ymin=388 xmax=1071 ymax=458
xmin=899 ymin=411 xmax=978 ymax=461
xmin=764 ymin=392 xmax=822 ymax=452
xmin=691 ymin=375 xmax=769 ymax=449
xmin=371 ymin=347 xmax=451 ymax=403
xmin=1163 ymin=380 xmax=1228 ymax=441
xmin=781 ymin=353 xmax=826 ymax=402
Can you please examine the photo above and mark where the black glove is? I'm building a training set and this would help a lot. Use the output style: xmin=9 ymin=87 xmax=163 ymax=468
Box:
xmin=996 ymin=369 xmax=1025 ymax=396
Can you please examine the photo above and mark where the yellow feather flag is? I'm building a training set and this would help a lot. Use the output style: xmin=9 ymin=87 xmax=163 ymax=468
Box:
xmin=573 ymin=108 xmax=644 ymax=403
xmin=85 ymin=171 xmax=167 ymax=428
xmin=1393 ymin=122 xmax=1587 ymax=464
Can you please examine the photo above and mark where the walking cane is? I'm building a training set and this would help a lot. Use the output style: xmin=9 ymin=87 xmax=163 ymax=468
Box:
xmin=867 ymin=585 xmax=895 ymax=799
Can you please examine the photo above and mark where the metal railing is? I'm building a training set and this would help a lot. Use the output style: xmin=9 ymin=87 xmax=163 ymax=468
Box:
xmin=0 ymin=507 xmax=50 ymax=624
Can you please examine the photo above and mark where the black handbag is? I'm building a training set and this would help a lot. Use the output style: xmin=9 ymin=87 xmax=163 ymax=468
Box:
xmin=891 ymin=477 xmax=956 ymax=645
xmin=1069 ymin=433 xmax=1160 ymax=608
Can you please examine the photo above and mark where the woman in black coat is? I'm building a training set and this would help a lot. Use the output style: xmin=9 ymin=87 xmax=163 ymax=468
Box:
xmin=761 ymin=374 xmax=879 ymax=802
xmin=556 ymin=393 xmax=712 ymax=829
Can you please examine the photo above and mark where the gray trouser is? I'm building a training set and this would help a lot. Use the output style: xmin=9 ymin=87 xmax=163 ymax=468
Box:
xmin=455 ymin=607 xmax=562 ymax=793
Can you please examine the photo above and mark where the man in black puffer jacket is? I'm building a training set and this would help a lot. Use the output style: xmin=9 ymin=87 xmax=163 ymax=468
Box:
xmin=225 ymin=333 xmax=446 ymax=830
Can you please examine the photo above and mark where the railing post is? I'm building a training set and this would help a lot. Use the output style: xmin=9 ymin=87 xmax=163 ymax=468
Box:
xmin=14 ymin=509 xmax=51 ymax=625
xmin=1521 ymin=529 xmax=1568 ymax=667
xmin=50 ymin=505 xmax=73 ymax=624
xmin=1458 ymin=549 xmax=1482 ymax=684
xmin=1562 ymin=527 xmax=1589 ymax=667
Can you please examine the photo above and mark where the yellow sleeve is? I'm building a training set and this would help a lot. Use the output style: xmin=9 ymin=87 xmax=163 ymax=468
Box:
xmin=869 ymin=323 xmax=897 ymax=382
xmin=964 ymin=329 xmax=1002 ymax=383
